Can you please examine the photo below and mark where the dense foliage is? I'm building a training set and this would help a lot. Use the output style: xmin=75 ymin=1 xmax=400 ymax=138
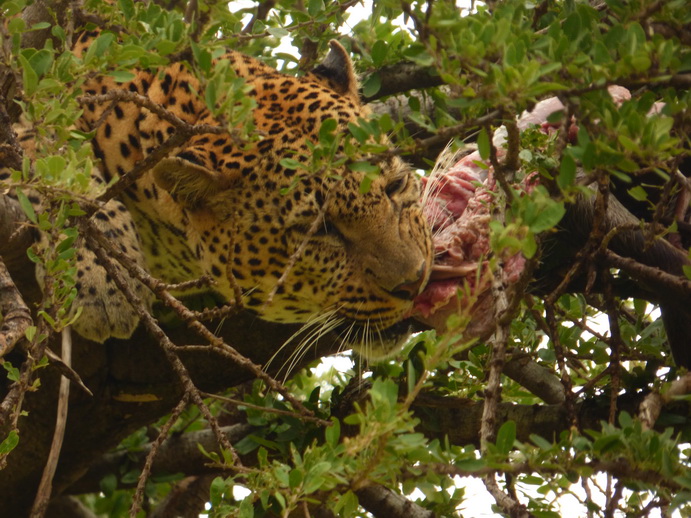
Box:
xmin=0 ymin=0 xmax=690 ymax=517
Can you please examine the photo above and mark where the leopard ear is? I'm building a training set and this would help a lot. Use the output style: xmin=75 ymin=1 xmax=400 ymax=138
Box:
xmin=311 ymin=40 xmax=360 ymax=104
xmin=152 ymin=156 xmax=236 ymax=208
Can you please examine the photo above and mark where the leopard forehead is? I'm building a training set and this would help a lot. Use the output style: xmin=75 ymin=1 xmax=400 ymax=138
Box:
xmin=75 ymin=34 xmax=433 ymax=356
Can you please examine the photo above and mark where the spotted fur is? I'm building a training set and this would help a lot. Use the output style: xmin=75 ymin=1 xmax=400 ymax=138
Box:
xmin=9 ymin=33 xmax=434 ymax=357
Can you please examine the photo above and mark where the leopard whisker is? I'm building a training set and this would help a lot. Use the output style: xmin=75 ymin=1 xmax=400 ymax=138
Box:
xmin=264 ymin=308 xmax=339 ymax=372
xmin=280 ymin=313 xmax=344 ymax=381
xmin=421 ymin=141 xmax=458 ymax=208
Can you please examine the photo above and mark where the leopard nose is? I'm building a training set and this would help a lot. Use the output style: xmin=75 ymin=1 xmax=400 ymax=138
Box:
xmin=387 ymin=263 xmax=428 ymax=300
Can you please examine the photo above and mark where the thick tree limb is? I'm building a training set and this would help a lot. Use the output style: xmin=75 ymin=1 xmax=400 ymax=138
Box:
xmin=363 ymin=62 xmax=443 ymax=103
xmin=503 ymin=355 xmax=565 ymax=404
xmin=411 ymin=393 xmax=689 ymax=447
xmin=603 ymin=249 xmax=691 ymax=298
xmin=67 ymin=423 xmax=253 ymax=495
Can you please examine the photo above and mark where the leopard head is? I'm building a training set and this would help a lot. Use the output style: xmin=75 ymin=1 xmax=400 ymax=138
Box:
xmin=152 ymin=42 xmax=433 ymax=358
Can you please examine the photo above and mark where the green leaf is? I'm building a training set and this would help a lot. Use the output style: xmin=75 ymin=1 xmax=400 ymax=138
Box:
xmin=334 ymin=490 xmax=359 ymax=516
xmin=15 ymin=189 xmax=37 ymax=224
xmin=618 ymin=411 xmax=633 ymax=428
xmin=558 ymin=154 xmax=576 ymax=189
xmin=546 ymin=110 xmax=565 ymax=124
xmin=593 ymin=434 xmax=622 ymax=454
xmin=7 ymin=18 xmax=26 ymax=36
xmin=30 ymin=22 xmax=51 ymax=31
xmin=521 ymin=234 xmax=538 ymax=259
xmin=197 ymin=441 xmax=220 ymax=462
xmin=100 ymin=473 xmax=117 ymax=497
xmin=108 ymin=70 xmax=136 ymax=83
xmin=209 ymin=476 xmax=227 ymax=503
xmin=27 ymin=49 xmax=54 ymax=77
xmin=0 ymin=430 xmax=19 ymax=455
xmin=118 ymin=0 xmax=135 ymax=19
xmin=362 ymin=73 xmax=381 ymax=98
xmin=37 ymin=311 xmax=56 ymax=328
xmin=371 ymin=40 xmax=388 ymax=67
xmin=267 ymin=26 xmax=289 ymax=38
xmin=530 ymin=434 xmax=554 ymax=451
xmin=349 ymin=161 xmax=379 ymax=174
xmin=3 ymin=362 xmax=20 ymax=382
xmin=529 ymin=201 xmax=565 ymax=233
xmin=205 ymin=78 xmax=218 ymax=111
xmin=25 ymin=326 xmax=37 ymax=342
xmin=477 ymin=128 xmax=490 ymax=160
xmin=191 ymin=41 xmax=212 ymax=75
xmin=56 ymin=232 xmax=77 ymax=254
xmin=359 ymin=175 xmax=373 ymax=194
xmin=279 ymin=158 xmax=303 ymax=170
xmin=407 ymin=359 xmax=416 ymax=398
xmin=318 ymin=118 xmax=337 ymax=146
xmin=19 ymin=55 xmax=38 ymax=96
xmin=288 ymin=468 xmax=303 ymax=489
xmin=120 ymin=469 xmax=140 ymax=484
xmin=627 ymin=185 xmax=648 ymax=202
xmin=454 ymin=458 xmax=486 ymax=471
xmin=307 ymin=0 xmax=325 ymax=16
xmin=496 ymin=420 xmax=516 ymax=455
xmin=325 ymin=418 xmax=340 ymax=447
xmin=84 ymin=32 xmax=115 ymax=62
xmin=348 ymin=122 xmax=369 ymax=143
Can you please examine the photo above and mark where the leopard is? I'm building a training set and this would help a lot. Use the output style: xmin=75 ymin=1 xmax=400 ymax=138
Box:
xmin=4 ymin=31 xmax=434 ymax=358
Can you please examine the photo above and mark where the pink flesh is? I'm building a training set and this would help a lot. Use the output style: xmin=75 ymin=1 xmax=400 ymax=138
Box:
xmin=411 ymin=88 xmax=634 ymax=332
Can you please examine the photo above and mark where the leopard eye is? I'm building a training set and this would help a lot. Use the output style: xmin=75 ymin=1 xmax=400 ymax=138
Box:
xmin=313 ymin=219 xmax=341 ymax=239
xmin=294 ymin=218 xmax=341 ymax=240
xmin=385 ymin=175 xmax=408 ymax=198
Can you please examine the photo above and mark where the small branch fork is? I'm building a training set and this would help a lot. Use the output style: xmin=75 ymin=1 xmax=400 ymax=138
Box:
xmin=129 ymin=395 xmax=190 ymax=518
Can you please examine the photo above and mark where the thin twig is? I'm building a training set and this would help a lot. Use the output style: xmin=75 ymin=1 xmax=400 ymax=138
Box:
xmin=76 ymin=90 xmax=237 ymax=206
xmin=601 ymin=269 xmax=623 ymax=425
xmin=129 ymin=396 xmax=189 ymax=517
xmin=200 ymin=392 xmax=328 ymax=425
xmin=480 ymin=196 xmax=532 ymax=518
xmin=30 ymin=328 xmax=72 ymax=518
xmin=262 ymin=195 xmax=330 ymax=310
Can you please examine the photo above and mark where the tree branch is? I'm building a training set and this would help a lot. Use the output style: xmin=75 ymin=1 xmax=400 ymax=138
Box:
xmin=362 ymin=62 xmax=443 ymax=102
xmin=356 ymin=484 xmax=435 ymax=518
xmin=66 ymin=423 xmax=254 ymax=495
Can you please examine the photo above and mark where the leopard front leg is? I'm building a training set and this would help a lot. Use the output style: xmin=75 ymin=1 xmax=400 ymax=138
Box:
xmin=35 ymin=198 xmax=153 ymax=343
